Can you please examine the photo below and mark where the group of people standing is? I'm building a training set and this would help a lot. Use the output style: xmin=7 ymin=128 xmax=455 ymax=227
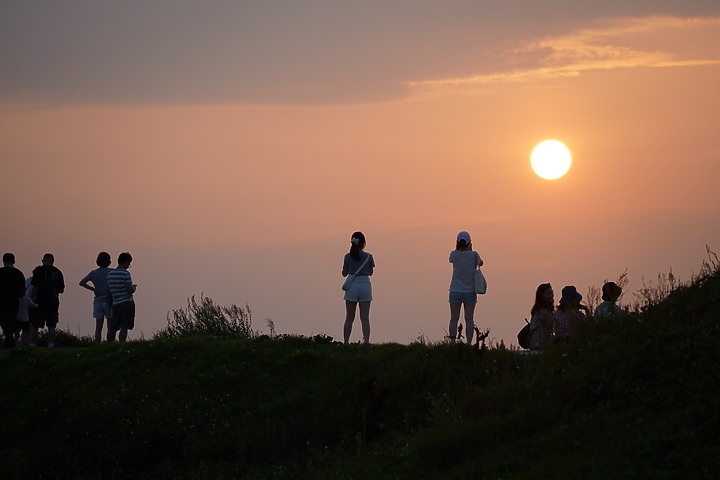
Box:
xmin=79 ymin=252 xmax=137 ymax=343
xmin=527 ymin=281 xmax=623 ymax=350
xmin=0 ymin=253 xmax=65 ymax=348
xmin=0 ymin=251 xmax=137 ymax=348
xmin=340 ymin=230 xmax=485 ymax=346
xmin=340 ymin=229 xmax=624 ymax=348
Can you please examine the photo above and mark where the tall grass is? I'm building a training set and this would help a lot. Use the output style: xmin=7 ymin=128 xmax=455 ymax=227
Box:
xmin=154 ymin=294 xmax=256 ymax=339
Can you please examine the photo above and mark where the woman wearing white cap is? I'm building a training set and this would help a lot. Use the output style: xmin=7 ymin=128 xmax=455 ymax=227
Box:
xmin=448 ymin=231 xmax=483 ymax=344
xmin=341 ymin=231 xmax=375 ymax=344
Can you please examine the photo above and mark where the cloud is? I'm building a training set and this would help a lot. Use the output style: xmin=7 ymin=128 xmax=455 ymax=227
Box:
xmin=407 ymin=16 xmax=720 ymax=93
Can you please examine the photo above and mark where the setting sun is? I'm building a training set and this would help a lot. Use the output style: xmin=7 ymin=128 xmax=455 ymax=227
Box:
xmin=531 ymin=140 xmax=572 ymax=180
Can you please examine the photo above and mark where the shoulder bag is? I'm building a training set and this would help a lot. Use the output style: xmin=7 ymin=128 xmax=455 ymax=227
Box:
xmin=342 ymin=254 xmax=371 ymax=291
xmin=474 ymin=268 xmax=487 ymax=294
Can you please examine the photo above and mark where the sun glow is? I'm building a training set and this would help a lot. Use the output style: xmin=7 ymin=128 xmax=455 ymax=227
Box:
xmin=531 ymin=140 xmax=572 ymax=180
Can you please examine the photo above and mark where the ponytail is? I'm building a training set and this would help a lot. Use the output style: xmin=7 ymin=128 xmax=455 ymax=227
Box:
xmin=349 ymin=231 xmax=366 ymax=260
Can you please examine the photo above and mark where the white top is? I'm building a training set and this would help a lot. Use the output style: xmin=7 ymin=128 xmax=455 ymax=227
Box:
xmin=449 ymin=250 xmax=483 ymax=292
xmin=596 ymin=301 xmax=622 ymax=318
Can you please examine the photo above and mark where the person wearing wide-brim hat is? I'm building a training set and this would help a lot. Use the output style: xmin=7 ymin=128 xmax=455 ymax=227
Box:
xmin=553 ymin=285 xmax=589 ymax=341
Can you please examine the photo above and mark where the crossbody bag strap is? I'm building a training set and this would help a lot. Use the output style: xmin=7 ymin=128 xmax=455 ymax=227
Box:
xmin=354 ymin=254 xmax=371 ymax=275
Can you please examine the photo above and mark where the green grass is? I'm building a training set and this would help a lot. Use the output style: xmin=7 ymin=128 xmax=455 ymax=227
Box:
xmin=1 ymin=265 xmax=719 ymax=479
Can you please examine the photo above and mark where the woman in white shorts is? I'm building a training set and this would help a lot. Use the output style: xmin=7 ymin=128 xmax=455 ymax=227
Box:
xmin=448 ymin=231 xmax=483 ymax=344
xmin=341 ymin=231 xmax=375 ymax=344
xmin=79 ymin=252 xmax=114 ymax=343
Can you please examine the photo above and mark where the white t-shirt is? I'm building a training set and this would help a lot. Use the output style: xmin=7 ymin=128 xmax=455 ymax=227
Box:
xmin=449 ymin=250 xmax=483 ymax=292
xmin=596 ymin=301 xmax=622 ymax=318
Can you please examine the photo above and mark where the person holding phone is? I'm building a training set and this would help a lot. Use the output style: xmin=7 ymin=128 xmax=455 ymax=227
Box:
xmin=106 ymin=252 xmax=137 ymax=342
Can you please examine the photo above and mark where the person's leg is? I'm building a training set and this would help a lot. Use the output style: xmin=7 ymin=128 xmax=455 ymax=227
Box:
xmin=94 ymin=318 xmax=103 ymax=343
xmin=448 ymin=302 xmax=462 ymax=341
xmin=47 ymin=306 xmax=59 ymax=347
xmin=28 ymin=327 xmax=38 ymax=346
xmin=358 ymin=301 xmax=371 ymax=344
xmin=47 ymin=327 xmax=57 ymax=347
xmin=19 ymin=326 xmax=29 ymax=346
xmin=107 ymin=304 xmax=119 ymax=342
xmin=344 ymin=301 xmax=357 ymax=344
xmin=0 ymin=310 xmax=15 ymax=348
xmin=463 ymin=301 xmax=476 ymax=345
xmin=118 ymin=328 xmax=128 ymax=342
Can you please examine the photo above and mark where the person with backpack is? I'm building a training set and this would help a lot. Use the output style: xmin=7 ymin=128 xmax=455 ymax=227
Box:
xmin=29 ymin=253 xmax=65 ymax=348
xmin=528 ymin=283 xmax=555 ymax=350
xmin=341 ymin=232 xmax=375 ymax=344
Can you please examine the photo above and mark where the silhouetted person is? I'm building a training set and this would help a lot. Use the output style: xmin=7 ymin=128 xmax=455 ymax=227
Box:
xmin=595 ymin=281 xmax=623 ymax=319
xmin=29 ymin=253 xmax=65 ymax=348
xmin=554 ymin=285 xmax=589 ymax=342
xmin=106 ymin=252 xmax=137 ymax=342
xmin=448 ymin=231 xmax=484 ymax=345
xmin=0 ymin=253 xmax=26 ymax=348
xmin=79 ymin=252 xmax=114 ymax=342
xmin=528 ymin=283 xmax=555 ymax=351
xmin=342 ymin=232 xmax=375 ymax=344
xmin=15 ymin=278 xmax=37 ymax=346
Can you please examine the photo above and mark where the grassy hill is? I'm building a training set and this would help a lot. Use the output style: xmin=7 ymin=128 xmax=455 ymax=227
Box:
xmin=1 ymin=265 xmax=719 ymax=479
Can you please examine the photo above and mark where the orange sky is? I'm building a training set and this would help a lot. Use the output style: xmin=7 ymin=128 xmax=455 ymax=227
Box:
xmin=1 ymin=5 xmax=719 ymax=344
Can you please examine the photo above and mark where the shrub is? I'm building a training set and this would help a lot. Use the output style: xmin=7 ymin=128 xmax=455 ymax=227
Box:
xmin=154 ymin=295 xmax=256 ymax=339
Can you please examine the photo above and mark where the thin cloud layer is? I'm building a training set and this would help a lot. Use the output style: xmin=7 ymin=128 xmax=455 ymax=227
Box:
xmin=408 ymin=16 xmax=720 ymax=93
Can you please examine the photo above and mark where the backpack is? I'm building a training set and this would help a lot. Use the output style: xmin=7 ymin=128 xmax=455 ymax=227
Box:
xmin=517 ymin=318 xmax=531 ymax=349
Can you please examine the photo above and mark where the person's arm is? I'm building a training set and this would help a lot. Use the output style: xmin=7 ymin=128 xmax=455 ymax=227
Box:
xmin=58 ymin=271 xmax=65 ymax=294
xmin=79 ymin=273 xmax=95 ymax=292
xmin=341 ymin=258 xmax=349 ymax=277
xmin=29 ymin=273 xmax=37 ymax=301
xmin=476 ymin=251 xmax=484 ymax=268
xmin=125 ymin=272 xmax=136 ymax=293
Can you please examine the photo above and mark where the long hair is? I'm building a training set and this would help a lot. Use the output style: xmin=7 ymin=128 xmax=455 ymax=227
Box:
xmin=349 ymin=231 xmax=366 ymax=260
xmin=456 ymin=239 xmax=470 ymax=251
xmin=531 ymin=283 xmax=554 ymax=316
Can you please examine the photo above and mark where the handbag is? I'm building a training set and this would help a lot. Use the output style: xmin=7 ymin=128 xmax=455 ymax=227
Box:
xmin=474 ymin=268 xmax=487 ymax=294
xmin=342 ymin=254 xmax=371 ymax=291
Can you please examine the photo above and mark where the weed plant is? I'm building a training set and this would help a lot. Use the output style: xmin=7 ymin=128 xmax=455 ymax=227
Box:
xmin=155 ymin=294 xmax=256 ymax=339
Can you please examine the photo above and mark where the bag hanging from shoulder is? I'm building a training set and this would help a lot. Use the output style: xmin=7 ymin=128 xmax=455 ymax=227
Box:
xmin=342 ymin=254 xmax=371 ymax=291
xmin=517 ymin=318 xmax=531 ymax=349
xmin=474 ymin=268 xmax=487 ymax=294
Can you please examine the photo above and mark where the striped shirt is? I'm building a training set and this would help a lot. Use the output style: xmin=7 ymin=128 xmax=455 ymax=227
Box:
xmin=107 ymin=268 xmax=134 ymax=305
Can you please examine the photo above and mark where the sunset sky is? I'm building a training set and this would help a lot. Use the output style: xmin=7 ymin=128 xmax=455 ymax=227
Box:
xmin=2 ymin=1 xmax=719 ymax=345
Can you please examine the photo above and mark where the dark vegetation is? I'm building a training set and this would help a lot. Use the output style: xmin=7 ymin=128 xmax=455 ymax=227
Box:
xmin=1 ymin=255 xmax=719 ymax=479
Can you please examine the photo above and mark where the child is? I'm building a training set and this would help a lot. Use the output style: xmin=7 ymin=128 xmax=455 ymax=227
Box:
xmin=595 ymin=282 xmax=623 ymax=319
xmin=15 ymin=279 xmax=38 ymax=346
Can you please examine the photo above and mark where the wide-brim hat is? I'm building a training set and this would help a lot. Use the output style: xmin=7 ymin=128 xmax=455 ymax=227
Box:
xmin=560 ymin=285 xmax=582 ymax=304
